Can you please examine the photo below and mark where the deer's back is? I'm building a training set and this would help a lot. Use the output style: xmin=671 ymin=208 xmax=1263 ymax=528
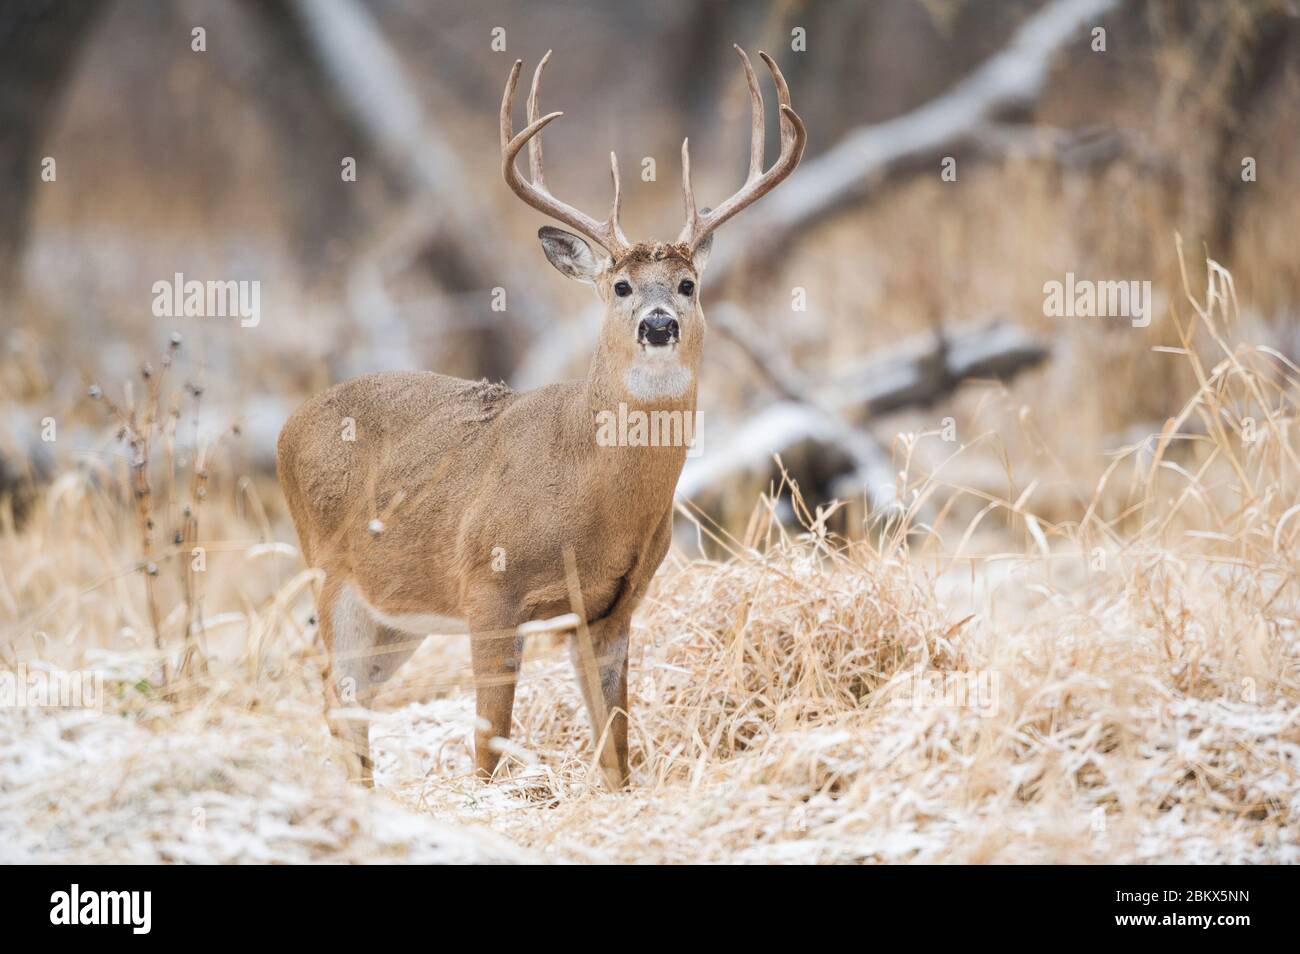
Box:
xmin=276 ymin=371 xmax=515 ymax=566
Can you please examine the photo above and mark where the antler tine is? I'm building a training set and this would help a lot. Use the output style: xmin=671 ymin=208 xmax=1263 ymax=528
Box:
xmin=758 ymin=50 xmax=798 ymax=152
xmin=677 ymin=46 xmax=807 ymax=252
xmin=736 ymin=45 xmax=764 ymax=184
xmin=526 ymin=51 xmax=551 ymax=190
xmin=500 ymin=58 xmax=524 ymax=153
xmin=680 ymin=138 xmax=696 ymax=228
xmin=609 ymin=151 xmax=629 ymax=248
xmin=500 ymin=55 xmax=631 ymax=257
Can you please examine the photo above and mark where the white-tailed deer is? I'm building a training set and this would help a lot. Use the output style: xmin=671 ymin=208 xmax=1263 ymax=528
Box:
xmin=277 ymin=47 xmax=805 ymax=786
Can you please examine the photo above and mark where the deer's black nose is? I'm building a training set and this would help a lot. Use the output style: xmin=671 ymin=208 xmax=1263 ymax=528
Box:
xmin=638 ymin=310 xmax=679 ymax=347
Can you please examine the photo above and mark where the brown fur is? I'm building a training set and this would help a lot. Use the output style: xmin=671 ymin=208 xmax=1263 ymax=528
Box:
xmin=611 ymin=242 xmax=693 ymax=269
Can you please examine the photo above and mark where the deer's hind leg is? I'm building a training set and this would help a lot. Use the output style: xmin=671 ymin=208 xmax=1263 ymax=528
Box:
xmin=319 ymin=578 xmax=423 ymax=786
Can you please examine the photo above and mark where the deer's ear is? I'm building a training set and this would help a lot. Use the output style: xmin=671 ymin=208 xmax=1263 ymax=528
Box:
xmin=539 ymin=227 xmax=602 ymax=284
xmin=692 ymin=232 xmax=714 ymax=274
xmin=690 ymin=206 xmax=714 ymax=273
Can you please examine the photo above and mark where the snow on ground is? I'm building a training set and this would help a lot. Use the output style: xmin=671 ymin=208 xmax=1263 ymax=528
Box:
xmin=0 ymin=701 xmax=532 ymax=864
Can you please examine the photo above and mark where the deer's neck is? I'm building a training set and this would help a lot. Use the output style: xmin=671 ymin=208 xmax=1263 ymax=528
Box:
xmin=573 ymin=342 xmax=700 ymax=500
xmin=583 ymin=343 xmax=698 ymax=415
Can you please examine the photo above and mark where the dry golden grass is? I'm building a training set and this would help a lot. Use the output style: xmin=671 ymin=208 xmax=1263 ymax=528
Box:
xmin=2 ymin=253 xmax=1297 ymax=863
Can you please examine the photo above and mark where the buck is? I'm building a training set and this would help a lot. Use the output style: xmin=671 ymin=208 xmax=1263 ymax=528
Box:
xmin=277 ymin=47 xmax=805 ymax=786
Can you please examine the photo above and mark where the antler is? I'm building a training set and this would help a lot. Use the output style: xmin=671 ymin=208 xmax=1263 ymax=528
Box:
xmin=678 ymin=46 xmax=807 ymax=252
xmin=500 ymin=52 xmax=631 ymax=258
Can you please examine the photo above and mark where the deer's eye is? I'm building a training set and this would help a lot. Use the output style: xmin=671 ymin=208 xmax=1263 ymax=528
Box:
xmin=678 ymin=279 xmax=695 ymax=296
xmin=613 ymin=280 xmax=632 ymax=297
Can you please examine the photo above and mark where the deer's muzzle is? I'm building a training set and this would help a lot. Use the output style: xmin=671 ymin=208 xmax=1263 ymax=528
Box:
xmin=638 ymin=309 xmax=679 ymax=347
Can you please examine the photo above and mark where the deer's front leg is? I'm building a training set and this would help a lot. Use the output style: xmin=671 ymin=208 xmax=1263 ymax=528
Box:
xmin=569 ymin=513 xmax=672 ymax=788
xmin=468 ymin=612 xmax=524 ymax=780
xmin=570 ymin=616 xmax=631 ymax=787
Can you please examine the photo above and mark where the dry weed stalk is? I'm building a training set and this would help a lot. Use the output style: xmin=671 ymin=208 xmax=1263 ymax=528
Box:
xmin=85 ymin=335 xmax=234 ymax=696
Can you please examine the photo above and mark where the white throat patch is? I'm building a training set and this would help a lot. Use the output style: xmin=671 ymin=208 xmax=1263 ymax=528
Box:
xmin=624 ymin=354 xmax=693 ymax=401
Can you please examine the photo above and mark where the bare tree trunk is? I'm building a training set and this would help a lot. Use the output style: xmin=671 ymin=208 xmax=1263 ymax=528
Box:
xmin=1204 ymin=10 xmax=1298 ymax=261
xmin=0 ymin=0 xmax=106 ymax=300
xmin=247 ymin=0 xmax=540 ymax=381
xmin=233 ymin=0 xmax=379 ymax=278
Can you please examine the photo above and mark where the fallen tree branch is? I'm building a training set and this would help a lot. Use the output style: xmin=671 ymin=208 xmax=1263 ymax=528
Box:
xmin=677 ymin=317 xmax=1050 ymax=503
xmin=825 ymin=317 xmax=1051 ymax=419
xmin=706 ymin=304 xmax=902 ymax=515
